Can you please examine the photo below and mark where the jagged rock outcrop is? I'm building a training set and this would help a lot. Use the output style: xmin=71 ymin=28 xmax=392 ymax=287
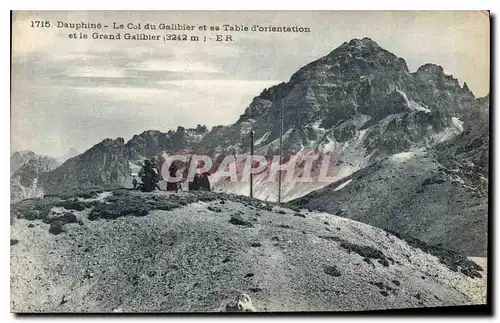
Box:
xmin=10 ymin=151 xmax=60 ymax=203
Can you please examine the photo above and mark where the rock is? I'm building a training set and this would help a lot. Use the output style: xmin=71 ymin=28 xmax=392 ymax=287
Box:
xmin=340 ymin=240 xmax=389 ymax=267
xmin=225 ymin=293 xmax=256 ymax=312
xmin=59 ymin=295 xmax=69 ymax=305
xmin=392 ymin=280 xmax=401 ymax=286
xmin=251 ymin=242 xmax=262 ymax=247
xmin=244 ymin=273 xmax=254 ymax=278
xmin=10 ymin=239 xmax=19 ymax=246
xmin=294 ymin=212 xmax=306 ymax=218
xmin=77 ymin=191 xmax=98 ymax=199
xmin=229 ymin=215 xmax=254 ymax=227
xmin=87 ymin=194 xmax=155 ymax=220
xmin=370 ymin=282 xmax=385 ymax=289
xmin=49 ymin=221 xmax=65 ymax=235
xmin=378 ymin=259 xmax=390 ymax=267
xmin=56 ymin=199 xmax=90 ymax=211
xmin=85 ymin=269 xmax=94 ymax=279
xmin=260 ymin=204 xmax=273 ymax=212
xmin=60 ymin=212 xmax=78 ymax=224
xmin=207 ymin=206 xmax=222 ymax=213
xmin=324 ymin=265 xmax=341 ymax=277
xmin=24 ymin=209 xmax=42 ymax=220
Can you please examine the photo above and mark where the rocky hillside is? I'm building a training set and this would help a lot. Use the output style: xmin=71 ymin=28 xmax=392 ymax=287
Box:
xmin=288 ymin=149 xmax=488 ymax=257
xmin=24 ymin=38 xmax=482 ymax=202
xmin=288 ymin=94 xmax=489 ymax=256
xmin=38 ymin=126 xmax=209 ymax=195
xmin=10 ymin=151 xmax=60 ymax=203
xmin=10 ymin=189 xmax=486 ymax=312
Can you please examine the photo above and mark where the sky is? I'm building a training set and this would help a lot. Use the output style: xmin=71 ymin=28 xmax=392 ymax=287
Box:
xmin=11 ymin=11 xmax=490 ymax=157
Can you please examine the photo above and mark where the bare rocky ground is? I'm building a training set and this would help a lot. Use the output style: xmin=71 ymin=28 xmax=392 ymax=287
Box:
xmin=10 ymin=189 xmax=486 ymax=313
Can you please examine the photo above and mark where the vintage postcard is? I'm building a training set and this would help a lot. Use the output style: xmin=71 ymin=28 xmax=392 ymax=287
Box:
xmin=10 ymin=10 xmax=490 ymax=313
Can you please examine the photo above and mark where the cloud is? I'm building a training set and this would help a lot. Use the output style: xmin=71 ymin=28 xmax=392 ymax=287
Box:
xmin=11 ymin=10 xmax=490 ymax=157
xmin=160 ymin=79 xmax=281 ymax=94
xmin=132 ymin=60 xmax=222 ymax=74
xmin=64 ymin=66 xmax=127 ymax=78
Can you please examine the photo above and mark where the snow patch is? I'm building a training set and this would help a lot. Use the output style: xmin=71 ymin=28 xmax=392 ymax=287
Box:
xmin=311 ymin=120 xmax=325 ymax=131
xmin=255 ymin=131 xmax=270 ymax=146
xmin=390 ymin=151 xmax=416 ymax=162
xmin=396 ymin=88 xmax=431 ymax=113
xmin=452 ymin=117 xmax=464 ymax=132
xmin=322 ymin=137 xmax=337 ymax=154
xmin=333 ymin=179 xmax=352 ymax=191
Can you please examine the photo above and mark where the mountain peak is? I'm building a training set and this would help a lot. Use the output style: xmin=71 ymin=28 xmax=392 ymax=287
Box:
xmin=347 ymin=37 xmax=381 ymax=48
xmin=416 ymin=63 xmax=444 ymax=75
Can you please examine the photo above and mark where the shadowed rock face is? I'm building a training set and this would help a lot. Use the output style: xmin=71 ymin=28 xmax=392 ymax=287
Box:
xmin=10 ymin=189 xmax=486 ymax=313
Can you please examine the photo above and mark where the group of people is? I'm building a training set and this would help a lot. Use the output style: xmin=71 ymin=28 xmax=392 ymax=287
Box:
xmin=132 ymin=157 xmax=211 ymax=193
xmin=133 ymin=158 xmax=161 ymax=192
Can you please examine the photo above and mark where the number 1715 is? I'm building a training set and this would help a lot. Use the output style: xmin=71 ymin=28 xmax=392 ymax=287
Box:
xmin=30 ymin=21 xmax=51 ymax=28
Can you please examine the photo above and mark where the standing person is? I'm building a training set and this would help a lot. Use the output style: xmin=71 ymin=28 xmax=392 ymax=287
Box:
xmin=166 ymin=161 xmax=181 ymax=192
xmin=200 ymin=172 xmax=211 ymax=191
xmin=139 ymin=159 xmax=159 ymax=192
xmin=132 ymin=176 xmax=138 ymax=189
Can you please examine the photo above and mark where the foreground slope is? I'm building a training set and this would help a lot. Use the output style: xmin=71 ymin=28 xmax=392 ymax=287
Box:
xmin=11 ymin=190 xmax=485 ymax=312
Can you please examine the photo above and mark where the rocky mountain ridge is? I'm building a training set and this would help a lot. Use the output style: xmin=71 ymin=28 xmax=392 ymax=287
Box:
xmin=22 ymin=38 xmax=484 ymax=202
xmin=287 ymin=93 xmax=489 ymax=256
